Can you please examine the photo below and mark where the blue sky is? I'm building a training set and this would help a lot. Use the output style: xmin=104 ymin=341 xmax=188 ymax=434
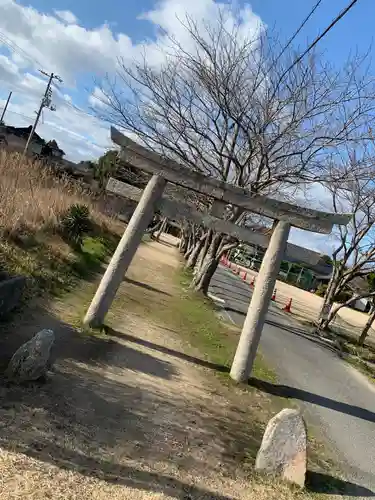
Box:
xmin=17 ymin=0 xmax=374 ymax=66
xmin=0 ymin=0 xmax=372 ymax=251
xmin=0 ymin=0 xmax=372 ymax=160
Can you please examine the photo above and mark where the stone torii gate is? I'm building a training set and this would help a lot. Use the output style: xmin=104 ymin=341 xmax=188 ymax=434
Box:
xmin=84 ymin=127 xmax=351 ymax=383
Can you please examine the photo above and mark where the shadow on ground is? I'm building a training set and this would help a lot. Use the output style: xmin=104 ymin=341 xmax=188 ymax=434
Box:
xmin=249 ymin=378 xmax=375 ymax=424
xmin=123 ymin=276 xmax=172 ymax=296
xmin=0 ymin=291 xmax=372 ymax=498
xmin=0 ymin=307 xmax=260 ymax=498
xmin=106 ymin=327 xmax=231 ymax=373
xmin=0 ymin=305 xmax=175 ymax=380
xmin=306 ymin=471 xmax=374 ymax=496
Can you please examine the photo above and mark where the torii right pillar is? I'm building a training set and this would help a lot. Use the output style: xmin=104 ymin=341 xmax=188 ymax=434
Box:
xmin=230 ymin=220 xmax=290 ymax=383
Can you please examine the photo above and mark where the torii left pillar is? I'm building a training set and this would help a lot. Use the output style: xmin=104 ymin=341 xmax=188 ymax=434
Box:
xmin=84 ymin=174 xmax=166 ymax=328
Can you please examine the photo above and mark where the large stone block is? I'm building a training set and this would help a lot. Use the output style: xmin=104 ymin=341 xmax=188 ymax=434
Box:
xmin=5 ymin=329 xmax=55 ymax=383
xmin=0 ymin=276 xmax=26 ymax=318
xmin=255 ymin=408 xmax=307 ymax=487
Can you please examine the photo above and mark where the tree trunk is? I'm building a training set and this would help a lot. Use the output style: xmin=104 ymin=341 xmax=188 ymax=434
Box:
xmin=147 ymin=219 xmax=162 ymax=236
xmin=358 ymin=304 xmax=375 ymax=346
xmin=193 ymin=233 xmax=222 ymax=294
xmin=194 ymin=229 xmax=213 ymax=276
xmin=184 ymin=226 xmax=199 ymax=260
xmin=185 ymin=232 xmax=207 ymax=271
xmin=320 ymin=293 xmax=371 ymax=331
xmin=193 ymin=256 xmax=219 ymax=295
xmin=183 ymin=230 xmax=194 ymax=259
xmin=179 ymin=228 xmax=188 ymax=253
xmin=318 ymin=270 xmax=341 ymax=327
xmin=155 ymin=217 xmax=167 ymax=242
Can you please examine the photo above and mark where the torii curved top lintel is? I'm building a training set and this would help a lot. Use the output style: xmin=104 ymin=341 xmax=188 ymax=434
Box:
xmin=111 ymin=127 xmax=351 ymax=234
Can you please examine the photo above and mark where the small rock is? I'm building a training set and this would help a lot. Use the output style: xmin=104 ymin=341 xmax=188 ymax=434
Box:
xmin=255 ymin=408 xmax=307 ymax=487
xmin=5 ymin=329 xmax=55 ymax=383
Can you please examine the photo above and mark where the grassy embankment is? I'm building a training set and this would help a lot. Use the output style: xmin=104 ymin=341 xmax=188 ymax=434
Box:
xmin=0 ymin=151 xmax=120 ymax=305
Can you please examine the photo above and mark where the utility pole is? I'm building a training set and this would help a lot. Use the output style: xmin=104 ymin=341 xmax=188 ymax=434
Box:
xmin=0 ymin=91 xmax=12 ymax=124
xmin=22 ymin=71 xmax=63 ymax=158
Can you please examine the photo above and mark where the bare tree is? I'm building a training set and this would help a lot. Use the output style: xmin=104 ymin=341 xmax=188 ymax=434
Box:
xmin=318 ymin=161 xmax=375 ymax=331
xmin=95 ymin=11 xmax=375 ymax=293
xmin=358 ymin=300 xmax=375 ymax=346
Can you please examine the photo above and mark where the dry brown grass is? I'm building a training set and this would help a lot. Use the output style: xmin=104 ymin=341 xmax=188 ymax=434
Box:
xmin=0 ymin=150 xmax=116 ymax=236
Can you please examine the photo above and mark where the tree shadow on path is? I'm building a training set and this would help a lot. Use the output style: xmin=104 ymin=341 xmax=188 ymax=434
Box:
xmin=306 ymin=471 xmax=374 ymax=497
xmin=249 ymin=378 xmax=375 ymax=423
xmin=123 ymin=276 xmax=172 ymax=296
xmin=105 ymin=326 xmax=231 ymax=373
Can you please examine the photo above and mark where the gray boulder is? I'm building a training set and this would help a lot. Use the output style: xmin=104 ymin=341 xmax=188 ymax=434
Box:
xmin=5 ymin=329 xmax=55 ymax=383
xmin=255 ymin=408 xmax=307 ymax=487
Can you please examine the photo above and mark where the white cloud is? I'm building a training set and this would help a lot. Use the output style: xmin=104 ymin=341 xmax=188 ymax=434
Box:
xmin=88 ymin=86 xmax=110 ymax=109
xmin=3 ymin=99 xmax=111 ymax=161
xmin=0 ymin=0 xmax=133 ymax=85
xmin=138 ymin=0 xmax=263 ymax=67
xmin=140 ymin=0 xmax=262 ymax=40
xmin=0 ymin=0 xmax=263 ymax=162
xmin=54 ymin=9 xmax=78 ymax=25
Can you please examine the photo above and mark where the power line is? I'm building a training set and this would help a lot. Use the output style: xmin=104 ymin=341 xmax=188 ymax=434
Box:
xmin=64 ymin=99 xmax=106 ymax=122
xmin=0 ymin=30 xmax=43 ymax=69
xmin=272 ymin=0 xmax=324 ymax=67
xmin=278 ymin=0 xmax=359 ymax=83
xmin=249 ymin=0 xmax=359 ymax=105
xmin=0 ymin=29 xmax=109 ymax=126
xmin=3 ymin=109 xmax=110 ymax=150
xmin=2 ymin=109 xmax=35 ymax=121
xmin=22 ymin=71 xmax=63 ymax=157
xmin=0 ymin=91 xmax=12 ymax=123
xmin=0 ymin=32 xmax=110 ymax=153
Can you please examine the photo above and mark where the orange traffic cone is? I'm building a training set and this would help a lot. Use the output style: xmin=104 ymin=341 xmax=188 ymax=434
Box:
xmin=250 ymin=276 xmax=255 ymax=287
xmin=283 ymin=298 xmax=292 ymax=313
xmin=271 ymin=289 xmax=277 ymax=301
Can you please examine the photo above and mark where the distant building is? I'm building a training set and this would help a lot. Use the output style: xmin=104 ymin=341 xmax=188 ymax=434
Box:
xmin=232 ymin=236 xmax=332 ymax=291
xmin=41 ymin=139 xmax=65 ymax=159
xmin=0 ymin=124 xmax=44 ymax=155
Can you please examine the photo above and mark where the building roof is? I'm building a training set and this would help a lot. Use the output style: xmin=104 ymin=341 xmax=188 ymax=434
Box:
xmin=44 ymin=139 xmax=65 ymax=156
xmin=0 ymin=124 xmax=44 ymax=145
xmin=240 ymin=233 xmax=332 ymax=277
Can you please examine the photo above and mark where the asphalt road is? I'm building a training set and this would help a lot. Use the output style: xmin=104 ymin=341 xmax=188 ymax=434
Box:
xmin=210 ymin=265 xmax=375 ymax=497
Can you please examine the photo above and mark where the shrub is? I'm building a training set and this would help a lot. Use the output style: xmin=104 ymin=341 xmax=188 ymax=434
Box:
xmin=315 ymin=283 xmax=352 ymax=303
xmin=315 ymin=283 xmax=327 ymax=297
xmin=57 ymin=204 xmax=92 ymax=248
xmin=334 ymin=289 xmax=352 ymax=304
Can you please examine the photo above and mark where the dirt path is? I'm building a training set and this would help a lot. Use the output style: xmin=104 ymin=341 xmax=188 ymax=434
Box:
xmin=0 ymin=239 xmax=306 ymax=500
